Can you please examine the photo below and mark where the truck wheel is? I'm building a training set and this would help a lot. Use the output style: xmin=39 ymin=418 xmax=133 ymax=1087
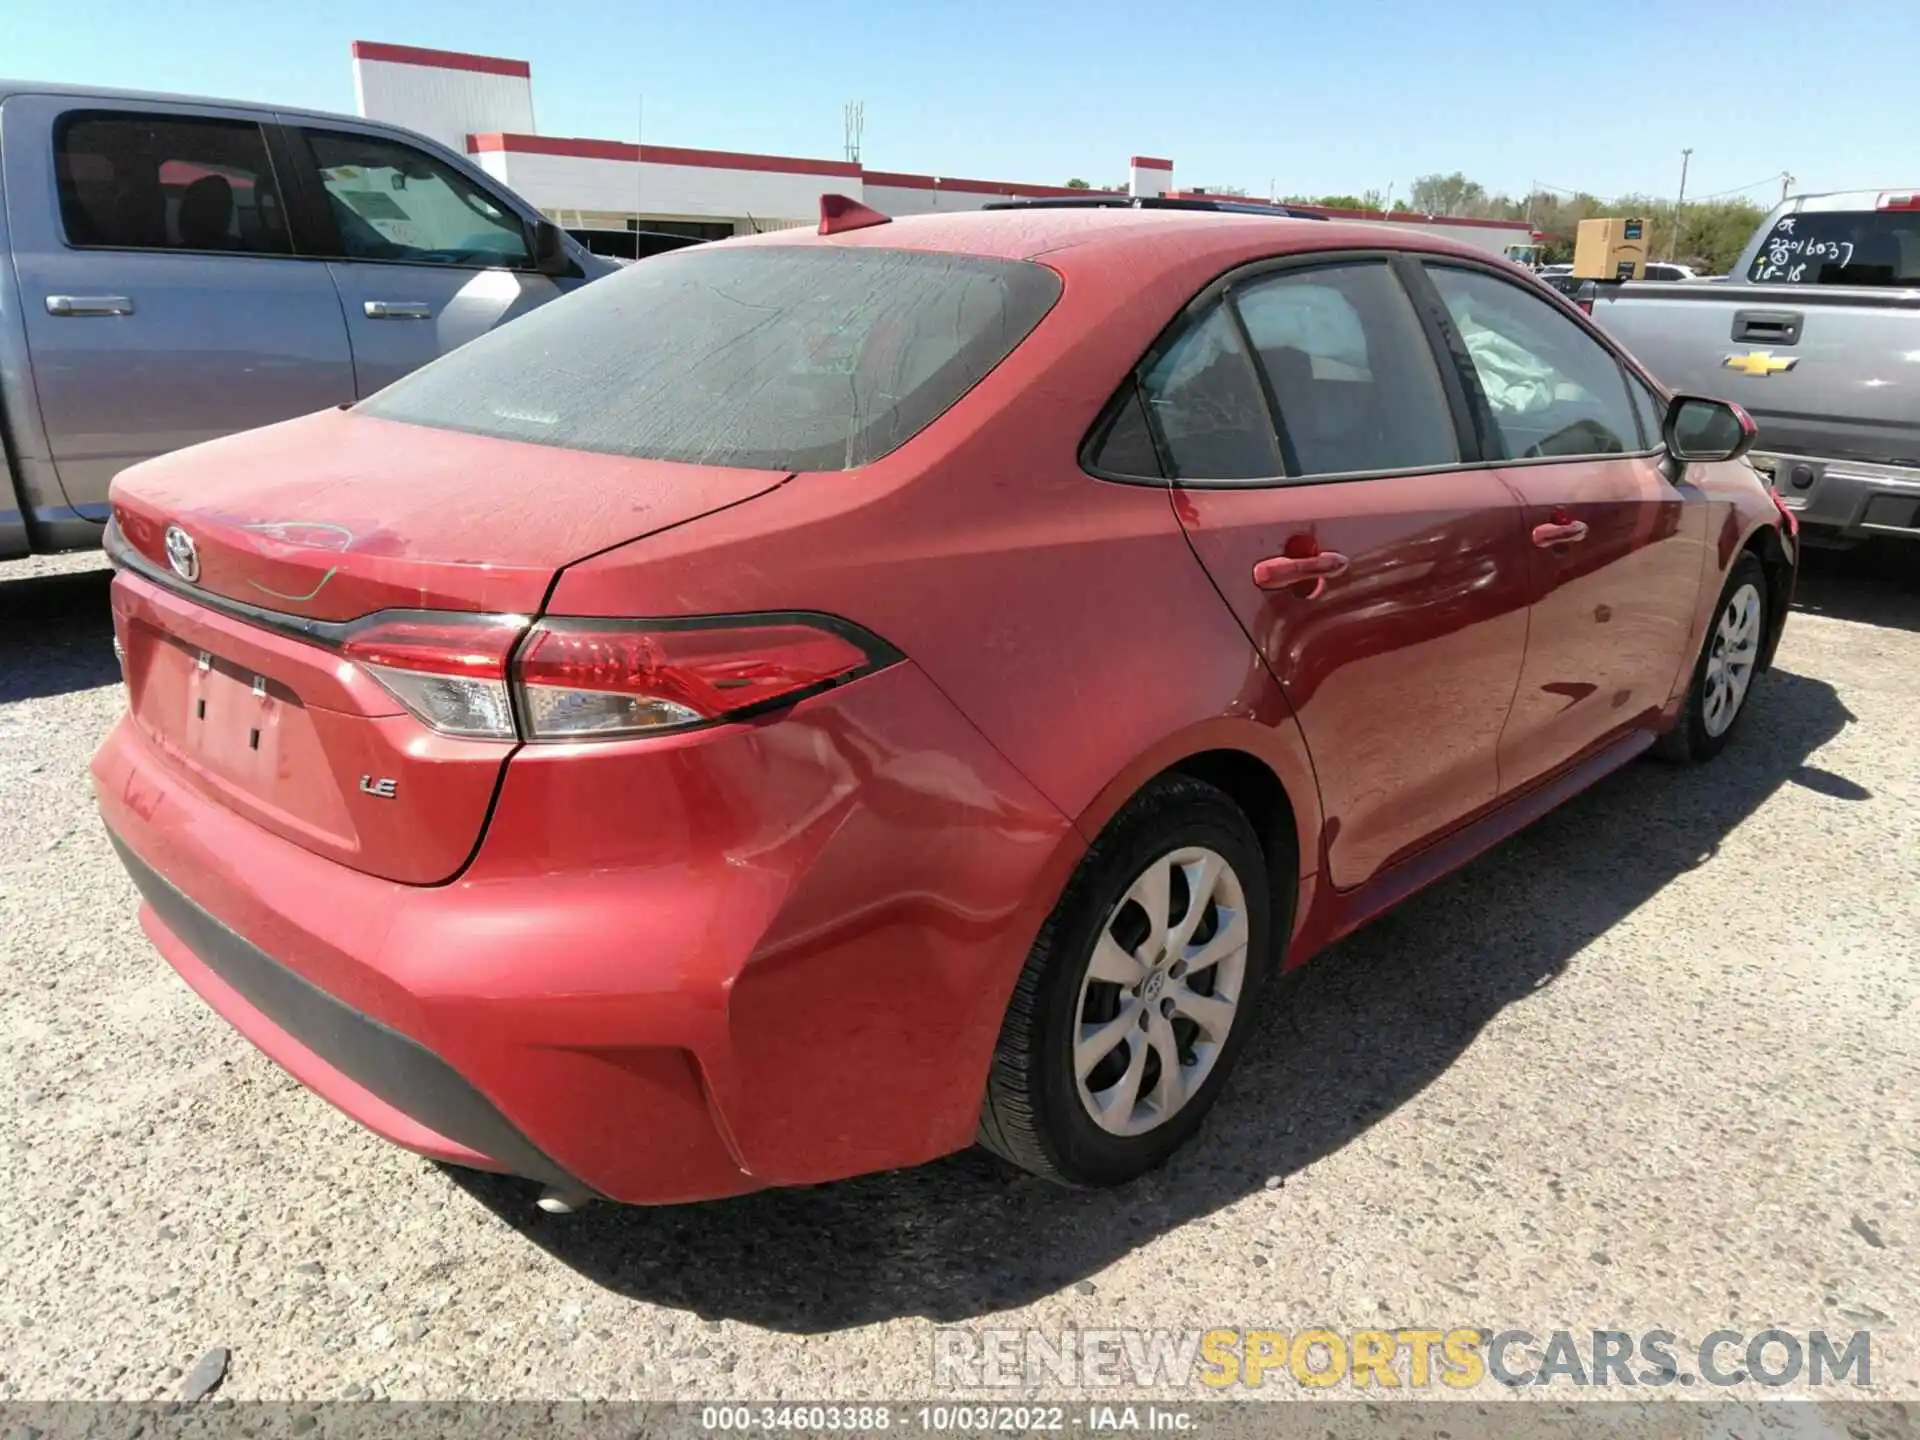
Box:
xmin=978 ymin=775 xmax=1274 ymax=1187
xmin=1656 ymin=551 xmax=1768 ymax=763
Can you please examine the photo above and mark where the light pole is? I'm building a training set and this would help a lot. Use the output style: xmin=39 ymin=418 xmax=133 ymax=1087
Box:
xmin=1671 ymin=148 xmax=1692 ymax=261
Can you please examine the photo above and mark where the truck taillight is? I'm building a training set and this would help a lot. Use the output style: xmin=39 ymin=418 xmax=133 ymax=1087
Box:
xmin=1767 ymin=485 xmax=1801 ymax=543
xmin=515 ymin=617 xmax=893 ymax=740
xmin=1878 ymin=193 xmax=1920 ymax=211
xmin=334 ymin=611 xmax=897 ymax=742
xmin=339 ymin=612 xmax=526 ymax=740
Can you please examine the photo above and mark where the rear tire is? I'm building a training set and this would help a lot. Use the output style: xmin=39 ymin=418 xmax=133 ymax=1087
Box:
xmin=1655 ymin=551 xmax=1768 ymax=763
xmin=978 ymin=775 xmax=1275 ymax=1187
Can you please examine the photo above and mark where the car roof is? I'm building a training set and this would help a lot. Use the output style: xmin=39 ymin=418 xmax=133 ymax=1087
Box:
xmin=0 ymin=77 xmax=407 ymax=130
xmin=726 ymin=204 xmax=1495 ymax=269
xmin=984 ymin=195 xmax=1328 ymax=219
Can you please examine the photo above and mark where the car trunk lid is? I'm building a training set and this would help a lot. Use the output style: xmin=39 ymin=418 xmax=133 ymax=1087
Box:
xmin=106 ymin=408 xmax=790 ymax=884
xmin=110 ymin=408 xmax=790 ymax=621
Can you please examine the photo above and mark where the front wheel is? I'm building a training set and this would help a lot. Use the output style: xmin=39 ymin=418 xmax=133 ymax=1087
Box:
xmin=1656 ymin=551 xmax=1768 ymax=763
xmin=978 ymin=775 xmax=1275 ymax=1187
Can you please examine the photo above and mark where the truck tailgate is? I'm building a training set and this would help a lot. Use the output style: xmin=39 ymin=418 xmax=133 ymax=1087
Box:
xmin=1593 ymin=284 xmax=1920 ymax=465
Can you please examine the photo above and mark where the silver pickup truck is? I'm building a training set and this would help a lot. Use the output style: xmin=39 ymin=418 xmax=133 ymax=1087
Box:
xmin=1587 ymin=188 xmax=1920 ymax=545
xmin=1 ymin=81 xmax=615 ymax=560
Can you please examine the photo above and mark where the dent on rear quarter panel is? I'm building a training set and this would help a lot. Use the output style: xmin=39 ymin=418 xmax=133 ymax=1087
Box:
xmin=448 ymin=660 xmax=1085 ymax=1184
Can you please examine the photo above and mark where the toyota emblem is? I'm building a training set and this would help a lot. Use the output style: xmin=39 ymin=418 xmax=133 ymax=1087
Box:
xmin=163 ymin=525 xmax=200 ymax=583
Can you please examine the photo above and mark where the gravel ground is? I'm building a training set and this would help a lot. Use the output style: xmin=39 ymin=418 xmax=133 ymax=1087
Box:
xmin=1 ymin=544 xmax=1915 ymax=1409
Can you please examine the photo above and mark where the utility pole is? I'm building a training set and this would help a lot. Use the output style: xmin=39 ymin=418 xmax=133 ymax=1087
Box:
xmin=843 ymin=101 xmax=864 ymax=165
xmin=1670 ymin=147 xmax=1692 ymax=261
xmin=1781 ymin=171 xmax=1795 ymax=203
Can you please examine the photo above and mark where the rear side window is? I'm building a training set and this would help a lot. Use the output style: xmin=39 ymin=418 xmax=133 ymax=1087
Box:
xmin=1748 ymin=211 xmax=1920 ymax=285
xmin=1426 ymin=265 xmax=1638 ymax=461
xmin=55 ymin=113 xmax=290 ymax=255
xmin=1134 ymin=303 xmax=1282 ymax=481
xmin=1086 ymin=382 xmax=1165 ymax=478
xmin=358 ymin=246 xmax=1061 ymax=471
xmin=1235 ymin=263 xmax=1458 ymax=477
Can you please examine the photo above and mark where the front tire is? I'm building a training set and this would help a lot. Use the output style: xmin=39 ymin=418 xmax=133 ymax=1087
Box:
xmin=1656 ymin=551 xmax=1768 ymax=763
xmin=979 ymin=775 xmax=1275 ymax=1187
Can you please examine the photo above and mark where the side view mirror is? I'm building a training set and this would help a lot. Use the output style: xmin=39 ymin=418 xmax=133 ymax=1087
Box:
xmin=1663 ymin=394 xmax=1758 ymax=463
xmin=529 ymin=218 xmax=572 ymax=277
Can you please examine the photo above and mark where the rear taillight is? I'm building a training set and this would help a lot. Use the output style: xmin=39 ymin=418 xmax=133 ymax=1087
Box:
xmin=1878 ymin=193 xmax=1920 ymax=211
xmin=340 ymin=612 xmax=526 ymax=740
xmin=516 ymin=617 xmax=888 ymax=740
xmin=334 ymin=611 xmax=896 ymax=742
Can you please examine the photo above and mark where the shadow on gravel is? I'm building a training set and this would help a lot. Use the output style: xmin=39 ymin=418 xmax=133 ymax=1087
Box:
xmin=451 ymin=663 xmax=1858 ymax=1333
xmin=1792 ymin=540 xmax=1920 ymax=634
xmin=0 ymin=564 xmax=117 ymax=703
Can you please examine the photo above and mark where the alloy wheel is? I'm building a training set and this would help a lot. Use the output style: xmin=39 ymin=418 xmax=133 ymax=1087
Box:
xmin=1073 ymin=846 xmax=1251 ymax=1137
xmin=1703 ymin=581 xmax=1762 ymax=738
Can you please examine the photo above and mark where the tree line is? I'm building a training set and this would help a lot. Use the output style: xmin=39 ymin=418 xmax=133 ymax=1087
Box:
xmin=1292 ymin=173 xmax=1768 ymax=274
xmin=1065 ymin=171 xmax=1770 ymax=274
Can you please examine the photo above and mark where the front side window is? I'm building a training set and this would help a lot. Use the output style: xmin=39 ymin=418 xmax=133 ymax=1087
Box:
xmin=1135 ymin=302 xmax=1282 ymax=481
xmin=359 ymin=245 xmax=1062 ymax=471
xmin=1747 ymin=211 xmax=1920 ymax=286
xmin=303 ymin=130 xmax=530 ymax=269
xmin=1426 ymin=265 xmax=1639 ymax=461
xmin=1234 ymin=263 xmax=1458 ymax=478
xmin=55 ymin=113 xmax=290 ymax=255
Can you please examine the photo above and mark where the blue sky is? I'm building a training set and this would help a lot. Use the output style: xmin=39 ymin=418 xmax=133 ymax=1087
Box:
xmin=9 ymin=0 xmax=1914 ymax=205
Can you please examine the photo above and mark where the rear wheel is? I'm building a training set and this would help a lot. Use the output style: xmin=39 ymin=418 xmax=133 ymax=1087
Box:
xmin=979 ymin=775 xmax=1275 ymax=1187
xmin=1656 ymin=551 xmax=1768 ymax=763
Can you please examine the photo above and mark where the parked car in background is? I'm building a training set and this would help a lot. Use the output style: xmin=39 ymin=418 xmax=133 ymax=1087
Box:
xmin=1540 ymin=261 xmax=1701 ymax=297
xmin=1585 ymin=189 xmax=1920 ymax=545
xmin=94 ymin=202 xmax=1795 ymax=1206
xmin=0 ymin=81 xmax=615 ymax=562
xmin=565 ymin=227 xmax=705 ymax=264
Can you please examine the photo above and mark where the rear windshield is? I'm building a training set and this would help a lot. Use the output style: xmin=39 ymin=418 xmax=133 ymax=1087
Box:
xmin=357 ymin=245 xmax=1062 ymax=470
xmin=1747 ymin=211 xmax=1920 ymax=285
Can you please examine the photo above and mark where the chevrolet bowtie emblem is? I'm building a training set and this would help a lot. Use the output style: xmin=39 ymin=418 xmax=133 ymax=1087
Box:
xmin=1723 ymin=350 xmax=1799 ymax=377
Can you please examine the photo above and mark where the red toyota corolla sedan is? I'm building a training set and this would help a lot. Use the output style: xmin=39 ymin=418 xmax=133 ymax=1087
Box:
xmin=94 ymin=202 xmax=1797 ymax=1206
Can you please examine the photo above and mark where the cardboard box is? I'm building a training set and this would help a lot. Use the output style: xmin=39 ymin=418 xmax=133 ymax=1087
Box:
xmin=1572 ymin=217 xmax=1647 ymax=280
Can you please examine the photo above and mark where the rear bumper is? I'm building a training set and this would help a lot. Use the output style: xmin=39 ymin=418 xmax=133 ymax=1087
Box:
xmin=110 ymin=831 xmax=586 ymax=1192
xmin=1757 ymin=451 xmax=1920 ymax=540
xmin=93 ymin=660 xmax=1079 ymax=1205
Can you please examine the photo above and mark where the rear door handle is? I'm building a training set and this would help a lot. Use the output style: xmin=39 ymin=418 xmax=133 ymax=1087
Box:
xmin=363 ymin=300 xmax=434 ymax=320
xmin=45 ymin=295 xmax=134 ymax=317
xmin=1252 ymin=550 xmax=1350 ymax=590
xmin=1531 ymin=520 xmax=1589 ymax=547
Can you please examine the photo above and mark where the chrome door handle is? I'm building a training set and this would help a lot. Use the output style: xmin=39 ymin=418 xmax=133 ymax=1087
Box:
xmin=1252 ymin=550 xmax=1350 ymax=591
xmin=363 ymin=300 xmax=434 ymax=320
xmin=1531 ymin=520 xmax=1589 ymax=547
xmin=45 ymin=295 xmax=134 ymax=317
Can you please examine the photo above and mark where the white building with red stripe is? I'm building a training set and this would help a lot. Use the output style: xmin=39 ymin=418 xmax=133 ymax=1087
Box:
xmin=351 ymin=40 xmax=1538 ymax=255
